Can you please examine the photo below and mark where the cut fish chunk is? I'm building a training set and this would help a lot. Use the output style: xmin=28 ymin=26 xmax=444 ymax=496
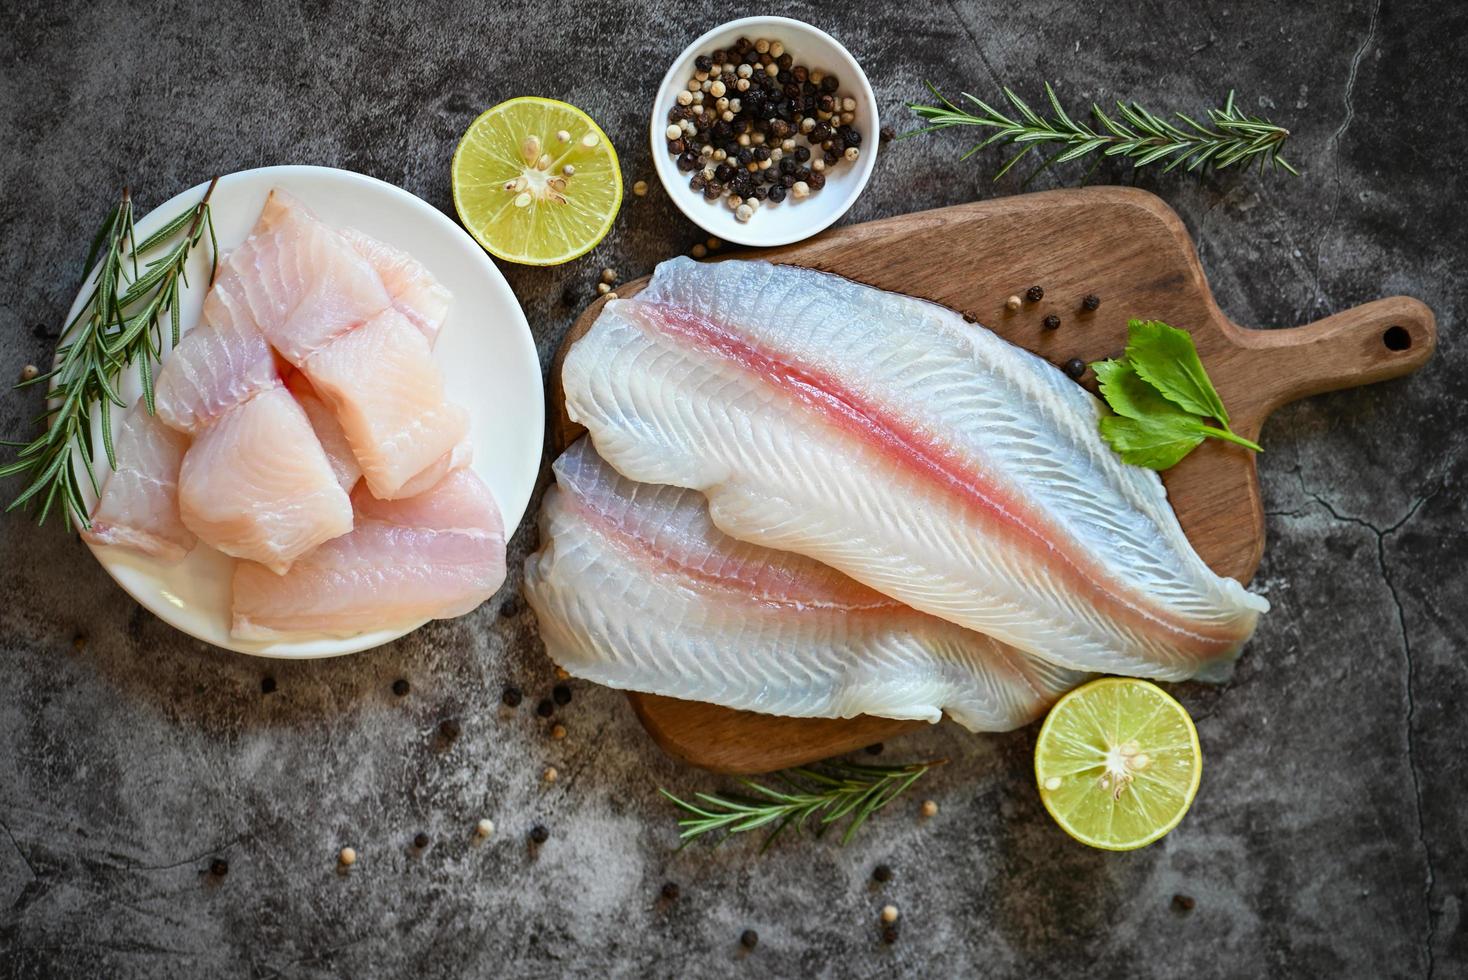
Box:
xmin=213 ymin=190 xmax=391 ymax=364
xmin=82 ymin=401 xmax=196 ymax=561
xmin=154 ymin=294 xmax=280 ymax=434
xmin=287 ymin=373 xmax=360 ymax=494
xmin=524 ymin=440 xmax=1084 ymax=729
xmin=340 ymin=227 xmax=453 ymax=344
xmin=231 ymin=468 xmax=506 ymax=639
xmin=179 ymin=386 xmax=352 ymax=573
xmin=305 ymin=307 xmax=469 ymax=499
xmin=563 ymin=258 xmax=1268 ymax=682
xmin=393 ymin=436 xmax=473 ymax=500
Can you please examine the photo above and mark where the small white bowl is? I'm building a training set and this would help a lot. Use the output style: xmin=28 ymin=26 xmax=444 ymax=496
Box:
xmin=650 ymin=16 xmax=878 ymax=248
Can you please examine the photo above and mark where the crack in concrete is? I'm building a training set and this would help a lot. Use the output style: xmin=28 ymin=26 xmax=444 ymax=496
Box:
xmin=122 ymin=832 xmax=246 ymax=873
xmin=0 ymin=813 xmax=38 ymax=884
xmin=1310 ymin=0 xmax=1380 ymax=311
xmin=1290 ymin=472 xmax=1438 ymax=976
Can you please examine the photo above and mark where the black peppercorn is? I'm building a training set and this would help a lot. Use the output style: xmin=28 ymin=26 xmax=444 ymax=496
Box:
xmin=1025 ymin=285 xmax=1045 ymax=302
xmin=438 ymin=718 xmax=461 ymax=740
xmin=823 ymin=149 xmax=840 ymax=165
xmin=715 ymin=162 xmax=736 ymax=182
xmin=807 ymin=171 xmax=826 ymax=191
xmin=529 ymin=824 xmax=549 ymax=844
xmin=677 ymin=150 xmax=700 ymax=172
xmin=702 ymin=182 xmax=722 ymax=201
xmin=392 ymin=678 xmax=410 ymax=697
xmin=1082 ymin=293 xmax=1101 ymax=311
xmin=695 ymin=55 xmax=712 ymax=72
xmin=872 ymin=864 xmax=893 ymax=883
xmin=791 ymin=65 xmax=808 ymax=83
xmin=1043 ymin=314 xmax=1061 ymax=330
xmin=413 ymin=832 xmax=430 ymax=850
xmin=536 ymin=698 xmax=554 ymax=718
xmin=735 ymin=36 xmax=751 ymax=52
xmin=260 ymin=676 xmax=277 ymax=695
xmin=882 ymin=925 xmax=899 ymax=945
xmin=552 ymin=683 xmax=572 ymax=706
xmin=810 ymin=122 xmax=831 ymax=143
xmin=711 ymin=49 xmax=726 ymax=63
xmin=778 ymin=53 xmax=793 ymax=70
xmin=736 ymin=147 xmax=754 ymax=165
xmin=740 ymin=929 xmax=759 ymax=949
xmin=502 ymin=685 xmax=523 ymax=708
xmin=820 ymin=74 xmax=840 ymax=93
xmin=768 ymin=184 xmax=786 ymax=203
xmin=661 ymin=881 xmax=681 ymax=901
xmin=689 ymin=174 xmax=706 ymax=192
xmin=210 ymin=858 xmax=229 ymax=877
xmin=753 ymin=146 xmax=770 ymax=162
xmin=1063 ymin=357 xmax=1086 ymax=379
xmin=843 ymin=128 xmax=862 ymax=148
xmin=668 ymin=138 xmax=686 ymax=156
xmin=499 ymin=596 xmax=522 ymax=617
xmin=794 ymin=146 xmax=810 ymax=163
xmin=1172 ymin=894 xmax=1197 ymax=913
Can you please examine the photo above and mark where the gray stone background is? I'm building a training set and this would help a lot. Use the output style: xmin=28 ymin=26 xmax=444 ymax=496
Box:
xmin=1 ymin=1 xmax=1463 ymax=977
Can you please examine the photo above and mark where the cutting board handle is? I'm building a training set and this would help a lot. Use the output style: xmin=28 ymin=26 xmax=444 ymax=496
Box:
xmin=1229 ymin=296 xmax=1437 ymax=434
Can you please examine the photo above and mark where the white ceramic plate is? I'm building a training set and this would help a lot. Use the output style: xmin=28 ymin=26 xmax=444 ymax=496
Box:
xmin=650 ymin=16 xmax=878 ymax=248
xmin=67 ymin=165 xmax=543 ymax=658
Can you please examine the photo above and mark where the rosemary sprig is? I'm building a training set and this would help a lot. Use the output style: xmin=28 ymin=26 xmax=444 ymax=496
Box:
xmin=660 ymin=759 xmax=942 ymax=850
xmin=905 ymin=82 xmax=1297 ymax=182
xmin=1 ymin=178 xmax=219 ymax=529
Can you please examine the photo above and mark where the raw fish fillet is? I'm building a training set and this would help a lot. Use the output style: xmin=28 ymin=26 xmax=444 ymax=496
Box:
xmin=287 ymin=373 xmax=360 ymax=494
xmin=305 ymin=307 xmax=470 ymax=499
xmin=208 ymin=190 xmax=391 ymax=364
xmin=524 ymin=440 xmax=1084 ymax=729
xmin=394 ymin=436 xmax=473 ymax=500
xmin=179 ymin=387 xmax=353 ymax=573
xmin=563 ymin=258 xmax=1269 ymax=681
xmin=340 ymin=227 xmax=453 ymax=344
xmin=81 ymin=401 xmax=196 ymax=561
xmin=154 ymin=297 xmax=280 ymax=433
xmin=231 ymin=468 xmax=507 ymax=639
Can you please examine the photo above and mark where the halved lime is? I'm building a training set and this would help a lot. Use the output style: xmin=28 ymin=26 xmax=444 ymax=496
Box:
xmin=451 ymin=97 xmax=622 ymax=266
xmin=1034 ymin=677 xmax=1202 ymax=851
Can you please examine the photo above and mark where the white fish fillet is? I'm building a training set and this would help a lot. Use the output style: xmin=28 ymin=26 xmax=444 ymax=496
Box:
xmin=340 ymin=227 xmax=453 ymax=344
xmin=81 ymin=400 xmax=196 ymax=561
xmin=524 ymin=440 xmax=1084 ymax=729
xmin=154 ymin=300 xmax=279 ymax=434
xmin=179 ymin=386 xmax=353 ymax=573
xmin=287 ymin=373 xmax=360 ymax=494
xmin=231 ymin=469 xmax=506 ymax=639
xmin=563 ymin=257 xmax=1268 ymax=681
xmin=211 ymin=190 xmax=468 ymax=499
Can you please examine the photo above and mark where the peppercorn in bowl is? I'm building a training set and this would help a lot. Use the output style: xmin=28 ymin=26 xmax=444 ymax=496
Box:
xmin=650 ymin=16 xmax=877 ymax=248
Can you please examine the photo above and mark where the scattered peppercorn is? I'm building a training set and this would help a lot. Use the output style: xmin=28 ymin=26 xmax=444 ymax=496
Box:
xmin=880 ymin=904 xmax=899 ymax=924
xmin=661 ymin=881 xmax=681 ymax=901
xmin=1082 ymin=293 xmax=1101 ymax=312
xmin=260 ymin=676 xmax=277 ymax=695
xmin=438 ymin=718 xmax=461 ymax=741
xmin=633 ymin=180 xmax=648 ymax=197
xmin=502 ymin=685 xmax=523 ymax=708
xmin=499 ymin=596 xmax=522 ymax=617
xmin=872 ymin=864 xmax=893 ymax=883
xmin=596 ymin=282 xmax=611 ymax=296
xmin=1172 ymin=894 xmax=1197 ymax=913
xmin=551 ymin=724 xmax=567 ymax=740
xmin=552 ymin=683 xmax=572 ymax=706
xmin=1063 ymin=358 xmax=1087 ymax=380
xmin=536 ymin=698 xmax=554 ymax=718
xmin=1025 ymin=285 xmax=1045 ymax=302
xmin=529 ymin=825 xmax=549 ymax=844
xmin=413 ymin=832 xmax=430 ymax=850
xmin=740 ymin=929 xmax=759 ymax=950
xmin=209 ymin=858 xmax=229 ymax=877
xmin=475 ymin=818 xmax=495 ymax=839
xmin=920 ymin=800 xmax=938 ymax=818
xmin=1005 ymin=295 xmax=1022 ymax=312
xmin=72 ymin=634 xmax=87 ymax=652
xmin=338 ymin=846 xmax=357 ymax=867
xmin=1043 ymin=314 xmax=1061 ymax=331
xmin=601 ymin=268 xmax=617 ymax=284
xmin=20 ymin=364 xmax=39 ymax=382
xmin=865 ymin=743 xmax=884 ymax=756
xmin=882 ymin=925 xmax=899 ymax=945
xmin=690 ymin=243 xmax=708 ymax=258
xmin=543 ymin=766 xmax=559 ymax=783
xmin=392 ymin=678 xmax=410 ymax=697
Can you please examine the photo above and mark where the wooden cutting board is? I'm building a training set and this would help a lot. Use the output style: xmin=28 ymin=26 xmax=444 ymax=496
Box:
xmin=547 ymin=186 xmax=1435 ymax=774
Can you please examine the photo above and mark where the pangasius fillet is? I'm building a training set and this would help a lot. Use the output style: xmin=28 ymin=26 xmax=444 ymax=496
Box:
xmin=562 ymin=258 xmax=1268 ymax=681
xmin=179 ymin=386 xmax=353 ymax=573
xmin=153 ymin=301 xmax=280 ymax=434
xmin=287 ymin=373 xmax=360 ymax=494
xmin=231 ymin=468 xmax=506 ymax=639
xmin=524 ymin=440 xmax=1083 ymax=729
xmin=339 ymin=227 xmax=453 ymax=344
xmin=81 ymin=400 xmax=196 ymax=561
xmin=212 ymin=190 xmax=468 ymax=499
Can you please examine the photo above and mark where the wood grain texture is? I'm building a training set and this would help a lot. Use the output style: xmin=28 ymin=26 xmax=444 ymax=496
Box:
xmin=547 ymin=186 xmax=1436 ymax=774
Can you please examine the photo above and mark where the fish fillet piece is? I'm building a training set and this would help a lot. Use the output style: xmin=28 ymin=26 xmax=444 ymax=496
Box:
xmin=563 ymin=257 xmax=1269 ymax=681
xmin=394 ymin=436 xmax=473 ymax=500
xmin=340 ymin=227 xmax=453 ymax=344
xmin=179 ymin=386 xmax=353 ymax=573
xmin=287 ymin=373 xmax=360 ymax=494
xmin=154 ymin=293 xmax=280 ymax=434
xmin=231 ymin=468 xmax=506 ymax=639
xmin=304 ymin=307 xmax=470 ymax=499
xmin=211 ymin=189 xmax=391 ymax=364
xmin=81 ymin=401 xmax=196 ymax=561
xmin=524 ymin=439 xmax=1083 ymax=729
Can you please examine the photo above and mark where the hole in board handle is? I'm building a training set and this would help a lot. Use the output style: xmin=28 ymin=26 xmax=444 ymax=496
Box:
xmin=1383 ymin=326 xmax=1412 ymax=352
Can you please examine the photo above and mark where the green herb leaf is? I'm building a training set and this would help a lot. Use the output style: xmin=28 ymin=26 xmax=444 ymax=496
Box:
xmin=1092 ymin=358 xmax=1193 ymax=422
xmin=1124 ymin=319 xmax=1231 ymax=424
xmin=1098 ymin=413 xmax=1206 ymax=470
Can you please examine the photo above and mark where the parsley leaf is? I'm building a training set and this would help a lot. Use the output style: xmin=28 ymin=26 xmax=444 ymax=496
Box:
xmin=1090 ymin=320 xmax=1261 ymax=471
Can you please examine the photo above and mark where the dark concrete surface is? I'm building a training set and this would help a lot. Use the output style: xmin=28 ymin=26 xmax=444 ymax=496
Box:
xmin=1 ymin=1 xmax=1464 ymax=977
